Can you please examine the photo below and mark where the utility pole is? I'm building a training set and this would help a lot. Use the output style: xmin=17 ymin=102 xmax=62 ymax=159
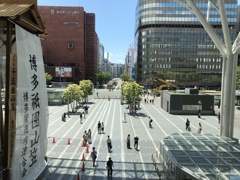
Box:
xmin=2 ymin=20 xmax=13 ymax=180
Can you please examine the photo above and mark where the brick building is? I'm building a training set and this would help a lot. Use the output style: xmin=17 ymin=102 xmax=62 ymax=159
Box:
xmin=38 ymin=6 xmax=98 ymax=84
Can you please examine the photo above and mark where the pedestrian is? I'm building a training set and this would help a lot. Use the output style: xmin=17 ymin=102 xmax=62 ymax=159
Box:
xmin=98 ymin=121 xmax=101 ymax=134
xmin=83 ymin=131 xmax=87 ymax=146
xmin=62 ymin=113 xmax=66 ymax=122
xmin=144 ymin=98 xmax=146 ymax=104
xmin=152 ymin=99 xmax=154 ymax=104
xmin=123 ymin=113 xmax=127 ymax=122
xmin=186 ymin=119 xmax=191 ymax=131
xmin=198 ymin=109 xmax=201 ymax=118
xmin=80 ymin=112 xmax=83 ymax=124
xmin=83 ymin=111 xmax=86 ymax=119
xmin=106 ymin=157 xmax=113 ymax=177
xmin=126 ymin=134 xmax=131 ymax=149
xmin=198 ymin=123 xmax=202 ymax=133
xmin=101 ymin=122 xmax=105 ymax=134
xmin=107 ymin=135 xmax=112 ymax=152
xmin=97 ymin=92 xmax=98 ymax=97
xmin=88 ymin=129 xmax=92 ymax=144
xmin=91 ymin=147 xmax=97 ymax=167
xmin=149 ymin=118 xmax=153 ymax=128
xmin=218 ymin=112 xmax=220 ymax=124
xmin=84 ymin=105 xmax=88 ymax=114
xmin=134 ymin=136 xmax=139 ymax=149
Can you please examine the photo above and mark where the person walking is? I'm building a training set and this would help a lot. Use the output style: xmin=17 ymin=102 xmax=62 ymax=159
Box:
xmin=87 ymin=129 xmax=92 ymax=144
xmin=84 ymin=105 xmax=88 ymax=114
xmin=149 ymin=118 xmax=153 ymax=128
xmin=83 ymin=131 xmax=87 ymax=146
xmin=107 ymin=136 xmax=112 ymax=153
xmin=62 ymin=112 xmax=70 ymax=122
xmin=198 ymin=123 xmax=202 ymax=133
xmin=218 ymin=112 xmax=220 ymax=124
xmin=106 ymin=157 xmax=113 ymax=177
xmin=62 ymin=113 xmax=66 ymax=122
xmin=186 ymin=119 xmax=191 ymax=131
xmin=123 ymin=113 xmax=127 ymax=122
xmin=126 ymin=134 xmax=131 ymax=149
xmin=98 ymin=121 xmax=101 ymax=134
xmin=134 ymin=136 xmax=139 ymax=149
xmin=91 ymin=147 xmax=97 ymax=167
xmin=80 ymin=112 xmax=83 ymax=124
xmin=198 ymin=109 xmax=201 ymax=118
xmin=101 ymin=122 xmax=105 ymax=134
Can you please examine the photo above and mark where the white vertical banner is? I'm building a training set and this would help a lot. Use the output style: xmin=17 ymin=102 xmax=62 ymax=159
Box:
xmin=11 ymin=25 xmax=49 ymax=180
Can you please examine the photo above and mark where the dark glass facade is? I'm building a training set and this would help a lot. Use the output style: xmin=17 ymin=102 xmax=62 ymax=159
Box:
xmin=135 ymin=0 xmax=238 ymax=89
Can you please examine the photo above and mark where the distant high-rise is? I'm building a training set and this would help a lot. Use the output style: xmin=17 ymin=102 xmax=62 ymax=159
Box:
xmin=124 ymin=45 xmax=135 ymax=80
xmin=134 ymin=0 xmax=238 ymax=89
xmin=99 ymin=43 xmax=105 ymax=72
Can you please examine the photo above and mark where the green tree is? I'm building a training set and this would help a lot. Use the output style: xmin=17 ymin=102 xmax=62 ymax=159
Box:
xmin=120 ymin=73 xmax=130 ymax=81
xmin=237 ymin=66 xmax=240 ymax=90
xmin=79 ymin=80 xmax=94 ymax=102
xmin=96 ymin=71 xmax=112 ymax=86
xmin=122 ymin=81 xmax=143 ymax=113
xmin=62 ymin=84 xmax=83 ymax=112
xmin=45 ymin=73 xmax=53 ymax=85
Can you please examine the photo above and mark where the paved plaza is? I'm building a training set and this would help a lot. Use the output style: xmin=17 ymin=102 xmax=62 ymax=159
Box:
xmin=38 ymin=89 xmax=240 ymax=180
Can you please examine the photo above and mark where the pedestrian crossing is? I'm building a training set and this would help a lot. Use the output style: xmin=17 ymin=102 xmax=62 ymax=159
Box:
xmin=38 ymin=93 xmax=223 ymax=180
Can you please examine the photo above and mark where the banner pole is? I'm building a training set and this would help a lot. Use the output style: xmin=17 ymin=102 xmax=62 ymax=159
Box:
xmin=3 ymin=19 xmax=13 ymax=180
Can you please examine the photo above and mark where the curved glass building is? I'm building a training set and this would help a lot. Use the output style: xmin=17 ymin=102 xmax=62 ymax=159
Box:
xmin=134 ymin=0 xmax=238 ymax=89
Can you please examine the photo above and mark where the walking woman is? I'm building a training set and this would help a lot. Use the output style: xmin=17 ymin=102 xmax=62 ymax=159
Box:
xmin=87 ymin=129 xmax=92 ymax=144
xmin=101 ymin=122 xmax=104 ymax=134
xmin=126 ymin=134 xmax=131 ymax=149
xmin=198 ymin=123 xmax=202 ymax=133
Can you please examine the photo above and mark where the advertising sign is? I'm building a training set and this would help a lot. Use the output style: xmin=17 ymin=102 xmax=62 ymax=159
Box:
xmin=55 ymin=67 xmax=72 ymax=77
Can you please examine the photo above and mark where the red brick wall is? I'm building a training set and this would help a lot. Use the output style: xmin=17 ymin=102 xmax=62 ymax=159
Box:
xmin=85 ymin=13 xmax=98 ymax=81
xmin=38 ymin=6 xmax=87 ymax=83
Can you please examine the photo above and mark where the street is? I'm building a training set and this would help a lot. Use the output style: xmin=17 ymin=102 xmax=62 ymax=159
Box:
xmin=38 ymin=89 xmax=239 ymax=180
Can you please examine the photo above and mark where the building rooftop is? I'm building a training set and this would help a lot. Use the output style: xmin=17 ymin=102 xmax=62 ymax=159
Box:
xmin=160 ymin=133 xmax=240 ymax=179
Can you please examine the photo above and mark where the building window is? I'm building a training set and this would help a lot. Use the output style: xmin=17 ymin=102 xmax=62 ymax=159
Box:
xmin=68 ymin=42 xmax=74 ymax=49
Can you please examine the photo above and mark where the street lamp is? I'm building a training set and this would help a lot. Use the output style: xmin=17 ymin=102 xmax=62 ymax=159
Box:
xmin=198 ymin=100 xmax=202 ymax=118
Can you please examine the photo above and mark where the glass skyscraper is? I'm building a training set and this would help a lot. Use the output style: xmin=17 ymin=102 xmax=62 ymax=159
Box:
xmin=134 ymin=0 xmax=238 ymax=89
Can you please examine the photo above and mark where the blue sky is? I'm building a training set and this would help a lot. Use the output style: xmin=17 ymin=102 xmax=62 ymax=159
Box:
xmin=38 ymin=0 xmax=240 ymax=63
xmin=38 ymin=0 xmax=138 ymax=64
